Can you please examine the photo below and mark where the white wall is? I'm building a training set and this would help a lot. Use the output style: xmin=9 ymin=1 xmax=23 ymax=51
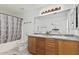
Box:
xmin=22 ymin=4 xmax=76 ymax=41
xmin=22 ymin=8 xmax=40 ymax=41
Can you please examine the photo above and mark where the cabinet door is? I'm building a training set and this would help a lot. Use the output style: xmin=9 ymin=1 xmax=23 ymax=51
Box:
xmin=36 ymin=37 xmax=45 ymax=55
xmin=46 ymin=38 xmax=58 ymax=55
xmin=59 ymin=40 xmax=79 ymax=55
xmin=28 ymin=36 xmax=36 ymax=54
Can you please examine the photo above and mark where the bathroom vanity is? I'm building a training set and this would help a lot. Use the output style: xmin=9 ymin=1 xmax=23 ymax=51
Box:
xmin=27 ymin=5 xmax=79 ymax=55
xmin=28 ymin=34 xmax=79 ymax=55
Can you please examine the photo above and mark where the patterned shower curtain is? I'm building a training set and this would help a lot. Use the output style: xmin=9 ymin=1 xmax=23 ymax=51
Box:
xmin=0 ymin=13 xmax=22 ymax=44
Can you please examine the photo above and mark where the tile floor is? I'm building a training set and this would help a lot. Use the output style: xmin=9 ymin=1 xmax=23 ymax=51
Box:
xmin=0 ymin=43 xmax=31 ymax=55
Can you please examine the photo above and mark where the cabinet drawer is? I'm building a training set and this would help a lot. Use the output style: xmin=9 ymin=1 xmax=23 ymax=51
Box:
xmin=47 ymin=39 xmax=56 ymax=42
xmin=46 ymin=42 xmax=56 ymax=46
xmin=46 ymin=39 xmax=57 ymax=43
xmin=46 ymin=44 xmax=57 ymax=49
xmin=46 ymin=45 xmax=56 ymax=48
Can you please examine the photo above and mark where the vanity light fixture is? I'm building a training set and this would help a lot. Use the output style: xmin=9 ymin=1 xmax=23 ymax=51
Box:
xmin=41 ymin=6 xmax=61 ymax=15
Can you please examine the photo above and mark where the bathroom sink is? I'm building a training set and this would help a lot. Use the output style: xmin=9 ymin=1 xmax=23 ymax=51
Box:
xmin=34 ymin=33 xmax=79 ymax=38
xmin=34 ymin=33 xmax=71 ymax=36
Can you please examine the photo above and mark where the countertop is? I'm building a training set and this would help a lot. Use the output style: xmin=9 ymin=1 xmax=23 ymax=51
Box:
xmin=28 ymin=34 xmax=79 ymax=41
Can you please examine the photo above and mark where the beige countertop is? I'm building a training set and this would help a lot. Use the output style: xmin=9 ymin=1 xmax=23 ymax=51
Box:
xmin=28 ymin=34 xmax=79 ymax=41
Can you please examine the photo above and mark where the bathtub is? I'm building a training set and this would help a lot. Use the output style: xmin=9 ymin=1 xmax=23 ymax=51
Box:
xmin=0 ymin=40 xmax=21 ymax=53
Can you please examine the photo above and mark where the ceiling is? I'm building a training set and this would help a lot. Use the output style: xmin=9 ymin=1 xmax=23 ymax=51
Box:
xmin=0 ymin=4 xmax=49 ymax=14
xmin=0 ymin=4 xmax=75 ymax=15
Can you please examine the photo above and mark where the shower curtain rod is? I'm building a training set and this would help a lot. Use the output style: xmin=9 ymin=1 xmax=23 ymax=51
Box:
xmin=0 ymin=12 xmax=23 ymax=20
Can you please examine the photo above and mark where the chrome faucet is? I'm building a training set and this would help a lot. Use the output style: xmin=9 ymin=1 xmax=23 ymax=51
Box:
xmin=45 ymin=28 xmax=60 ymax=35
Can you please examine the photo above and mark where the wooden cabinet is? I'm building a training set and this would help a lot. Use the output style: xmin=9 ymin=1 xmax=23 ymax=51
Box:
xmin=58 ymin=40 xmax=79 ymax=55
xmin=28 ymin=36 xmax=36 ymax=54
xmin=28 ymin=36 xmax=45 ymax=55
xmin=28 ymin=36 xmax=79 ymax=55
xmin=36 ymin=37 xmax=45 ymax=55
xmin=45 ymin=38 xmax=58 ymax=55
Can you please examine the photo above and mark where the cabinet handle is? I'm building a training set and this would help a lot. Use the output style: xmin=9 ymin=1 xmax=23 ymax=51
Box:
xmin=47 ymin=43 xmax=56 ymax=45
xmin=47 ymin=45 xmax=56 ymax=47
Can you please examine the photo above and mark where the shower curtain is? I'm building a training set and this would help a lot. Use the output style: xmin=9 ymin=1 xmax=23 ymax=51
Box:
xmin=0 ymin=13 xmax=22 ymax=44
